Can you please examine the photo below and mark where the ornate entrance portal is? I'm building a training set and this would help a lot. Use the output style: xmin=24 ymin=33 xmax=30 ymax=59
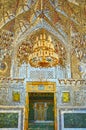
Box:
xmin=24 ymin=82 xmax=57 ymax=130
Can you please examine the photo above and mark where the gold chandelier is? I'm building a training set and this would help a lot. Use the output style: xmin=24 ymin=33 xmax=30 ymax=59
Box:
xmin=29 ymin=32 xmax=58 ymax=68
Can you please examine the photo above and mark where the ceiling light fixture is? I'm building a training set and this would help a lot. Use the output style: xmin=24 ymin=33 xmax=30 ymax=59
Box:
xmin=28 ymin=31 xmax=58 ymax=68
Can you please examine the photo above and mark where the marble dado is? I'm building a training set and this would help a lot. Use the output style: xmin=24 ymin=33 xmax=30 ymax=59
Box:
xmin=0 ymin=106 xmax=24 ymax=130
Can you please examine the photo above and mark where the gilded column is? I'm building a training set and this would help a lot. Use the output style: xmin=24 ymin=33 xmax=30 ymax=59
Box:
xmin=54 ymin=92 xmax=57 ymax=130
xmin=25 ymin=92 xmax=29 ymax=130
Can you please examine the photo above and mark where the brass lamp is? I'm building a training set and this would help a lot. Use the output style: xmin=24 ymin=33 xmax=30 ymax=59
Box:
xmin=29 ymin=32 xmax=58 ymax=68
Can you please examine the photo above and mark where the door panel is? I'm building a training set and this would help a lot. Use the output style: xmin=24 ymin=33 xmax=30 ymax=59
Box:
xmin=29 ymin=93 xmax=54 ymax=130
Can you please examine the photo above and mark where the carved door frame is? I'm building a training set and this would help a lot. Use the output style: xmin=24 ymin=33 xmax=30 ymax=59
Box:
xmin=24 ymin=81 xmax=57 ymax=130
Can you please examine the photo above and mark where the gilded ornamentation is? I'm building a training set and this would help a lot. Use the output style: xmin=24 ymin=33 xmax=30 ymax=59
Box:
xmin=62 ymin=92 xmax=70 ymax=103
xmin=0 ymin=55 xmax=11 ymax=77
xmin=12 ymin=91 xmax=20 ymax=102
xmin=0 ymin=62 xmax=8 ymax=73
xmin=29 ymin=31 xmax=59 ymax=68
xmin=17 ymin=42 xmax=33 ymax=66
xmin=17 ymin=30 xmax=66 ymax=67
xmin=25 ymin=82 xmax=57 ymax=130
xmin=0 ymin=1 xmax=85 ymax=129
xmin=72 ymin=33 xmax=86 ymax=62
